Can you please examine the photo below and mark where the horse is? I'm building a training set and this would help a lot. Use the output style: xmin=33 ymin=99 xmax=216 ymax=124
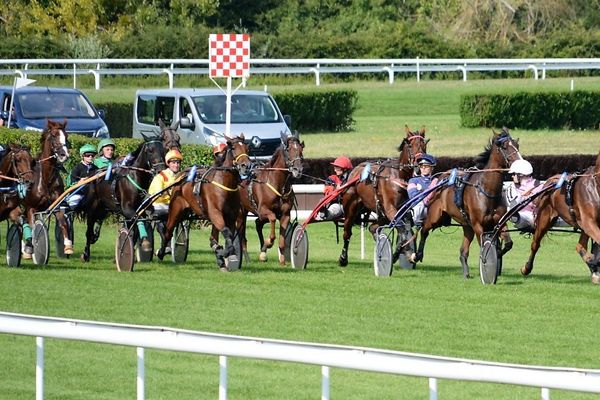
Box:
xmin=21 ymin=120 xmax=72 ymax=255
xmin=412 ymin=128 xmax=522 ymax=278
xmin=156 ymin=135 xmax=252 ymax=269
xmin=81 ymin=134 xmax=167 ymax=261
xmin=239 ymin=132 xmax=304 ymax=264
xmin=521 ymin=150 xmax=600 ymax=284
xmin=337 ymin=125 xmax=428 ymax=266
xmin=159 ymin=119 xmax=181 ymax=151
xmin=0 ymin=144 xmax=35 ymax=222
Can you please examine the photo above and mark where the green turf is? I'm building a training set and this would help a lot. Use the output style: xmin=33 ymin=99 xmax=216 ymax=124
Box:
xmin=0 ymin=220 xmax=598 ymax=399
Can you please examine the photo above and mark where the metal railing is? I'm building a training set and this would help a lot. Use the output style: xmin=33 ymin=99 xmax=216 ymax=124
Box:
xmin=1 ymin=58 xmax=600 ymax=89
xmin=1 ymin=311 xmax=599 ymax=400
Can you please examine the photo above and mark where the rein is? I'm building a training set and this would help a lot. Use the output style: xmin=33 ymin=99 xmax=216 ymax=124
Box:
xmin=0 ymin=174 xmax=20 ymax=182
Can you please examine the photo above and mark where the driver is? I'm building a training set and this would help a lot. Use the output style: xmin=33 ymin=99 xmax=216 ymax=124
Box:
xmin=505 ymin=159 xmax=543 ymax=231
xmin=317 ymin=156 xmax=353 ymax=220
xmin=407 ymin=154 xmax=438 ymax=227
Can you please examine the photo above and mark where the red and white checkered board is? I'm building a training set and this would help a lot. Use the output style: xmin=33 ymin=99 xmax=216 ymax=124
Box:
xmin=209 ymin=34 xmax=250 ymax=78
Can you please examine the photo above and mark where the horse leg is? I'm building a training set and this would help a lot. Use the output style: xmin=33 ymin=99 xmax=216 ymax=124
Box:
xmin=239 ymin=211 xmax=250 ymax=262
xmin=499 ymin=226 xmax=513 ymax=256
xmin=459 ymin=226 xmax=475 ymax=279
xmin=156 ymin=198 xmax=184 ymax=261
xmin=255 ymin=218 xmax=267 ymax=262
xmin=277 ymin=213 xmax=291 ymax=265
xmin=339 ymin=203 xmax=358 ymax=267
xmin=521 ymin=207 xmax=555 ymax=276
xmin=573 ymin=218 xmax=600 ymax=284
xmin=81 ymin=215 xmax=95 ymax=262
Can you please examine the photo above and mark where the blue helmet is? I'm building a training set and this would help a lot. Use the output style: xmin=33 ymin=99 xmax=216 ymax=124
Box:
xmin=417 ymin=154 xmax=436 ymax=166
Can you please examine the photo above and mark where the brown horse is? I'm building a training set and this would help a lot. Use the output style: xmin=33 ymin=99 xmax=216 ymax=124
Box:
xmin=338 ymin=126 xmax=428 ymax=266
xmin=239 ymin=132 xmax=304 ymax=264
xmin=82 ymin=134 xmax=167 ymax=261
xmin=521 ymin=151 xmax=600 ymax=284
xmin=159 ymin=119 xmax=181 ymax=151
xmin=157 ymin=135 xmax=252 ymax=269
xmin=0 ymin=144 xmax=35 ymax=222
xmin=21 ymin=120 xmax=71 ymax=255
xmin=413 ymin=128 xmax=522 ymax=278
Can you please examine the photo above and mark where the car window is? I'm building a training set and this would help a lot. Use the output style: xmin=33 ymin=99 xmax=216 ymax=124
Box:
xmin=193 ymin=94 xmax=281 ymax=124
xmin=19 ymin=92 xmax=96 ymax=119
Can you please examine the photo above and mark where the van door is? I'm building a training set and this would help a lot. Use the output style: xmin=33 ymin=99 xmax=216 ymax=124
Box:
xmin=178 ymin=96 xmax=203 ymax=143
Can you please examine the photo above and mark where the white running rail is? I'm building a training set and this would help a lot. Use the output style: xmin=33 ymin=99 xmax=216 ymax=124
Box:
xmin=2 ymin=58 xmax=600 ymax=88
xmin=1 ymin=311 xmax=599 ymax=400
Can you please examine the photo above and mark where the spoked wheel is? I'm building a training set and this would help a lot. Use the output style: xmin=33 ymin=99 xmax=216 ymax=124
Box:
xmin=171 ymin=221 xmax=190 ymax=264
xmin=6 ymin=223 xmax=22 ymax=267
xmin=136 ymin=221 xmax=154 ymax=263
xmin=480 ymin=232 xmax=500 ymax=285
xmin=283 ymin=220 xmax=298 ymax=262
xmin=290 ymin=225 xmax=308 ymax=270
xmin=225 ymin=233 xmax=243 ymax=271
xmin=32 ymin=219 xmax=50 ymax=266
xmin=397 ymin=219 xmax=416 ymax=270
xmin=54 ymin=213 xmax=73 ymax=259
xmin=374 ymin=232 xmax=393 ymax=277
xmin=115 ymin=227 xmax=135 ymax=272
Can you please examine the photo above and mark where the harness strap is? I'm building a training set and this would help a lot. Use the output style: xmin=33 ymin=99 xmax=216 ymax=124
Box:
xmin=211 ymin=181 xmax=239 ymax=192
xmin=266 ymin=182 xmax=283 ymax=197
xmin=126 ymin=174 xmax=146 ymax=192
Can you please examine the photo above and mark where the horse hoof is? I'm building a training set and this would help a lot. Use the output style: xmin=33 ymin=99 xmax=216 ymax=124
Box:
xmin=520 ymin=266 xmax=531 ymax=276
xmin=409 ymin=253 xmax=417 ymax=263
xmin=339 ymin=256 xmax=348 ymax=267
xmin=259 ymin=252 xmax=267 ymax=262
xmin=219 ymin=266 xmax=229 ymax=273
xmin=22 ymin=252 xmax=32 ymax=260
xmin=278 ymin=253 xmax=285 ymax=265
xmin=464 ymin=274 xmax=471 ymax=279
xmin=591 ymin=273 xmax=600 ymax=285
xmin=80 ymin=254 xmax=89 ymax=262
xmin=64 ymin=245 xmax=73 ymax=255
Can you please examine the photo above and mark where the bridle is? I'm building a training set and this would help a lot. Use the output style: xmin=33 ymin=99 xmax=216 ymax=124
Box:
xmin=9 ymin=147 xmax=34 ymax=184
xmin=494 ymin=134 xmax=522 ymax=167
xmin=282 ymin=137 xmax=304 ymax=176
xmin=400 ymin=134 xmax=428 ymax=165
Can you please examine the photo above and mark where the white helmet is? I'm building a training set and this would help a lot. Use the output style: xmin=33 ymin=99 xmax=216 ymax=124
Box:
xmin=509 ymin=159 xmax=533 ymax=175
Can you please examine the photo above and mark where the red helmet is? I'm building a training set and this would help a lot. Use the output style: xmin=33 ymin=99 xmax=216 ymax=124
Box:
xmin=331 ymin=156 xmax=353 ymax=170
xmin=213 ymin=143 xmax=227 ymax=155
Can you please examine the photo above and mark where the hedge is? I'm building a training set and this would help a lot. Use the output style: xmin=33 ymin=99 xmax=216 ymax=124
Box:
xmin=98 ymin=88 xmax=358 ymax=138
xmin=460 ymin=91 xmax=600 ymax=129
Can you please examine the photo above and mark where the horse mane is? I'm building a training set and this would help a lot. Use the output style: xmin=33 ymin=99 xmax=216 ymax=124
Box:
xmin=595 ymin=150 xmax=600 ymax=173
xmin=473 ymin=140 xmax=493 ymax=169
xmin=266 ymin=143 xmax=285 ymax=168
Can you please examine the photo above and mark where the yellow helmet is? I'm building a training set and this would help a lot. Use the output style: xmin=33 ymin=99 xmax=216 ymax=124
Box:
xmin=165 ymin=149 xmax=183 ymax=163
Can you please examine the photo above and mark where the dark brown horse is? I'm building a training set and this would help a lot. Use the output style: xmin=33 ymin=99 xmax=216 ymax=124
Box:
xmin=0 ymin=144 xmax=35 ymax=222
xmin=82 ymin=134 xmax=167 ymax=261
xmin=239 ymin=132 xmax=304 ymax=264
xmin=521 ymin=151 xmax=600 ymax=284
xmin=413 ymin=128 xmax=522 ymax=278
xmin=159 ymin=119 xmax=181 ymax=151
xmin=338 ymin=126 xmax=428 ymax=266
xmin=157 ymin=135 xmax=252 ymax=269
xmin=21 ymin=120 xmax=71 ymax=255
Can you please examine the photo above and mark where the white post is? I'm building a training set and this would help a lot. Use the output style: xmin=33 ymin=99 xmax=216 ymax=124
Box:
xmin=360 ymin=222 xmax=365 ymax=259
xmin=36 ymin=336 xmax=44 ymax=400
xmin=321 ymin=366 xmax=330 ymax=400
xmin=72 ymin=63 xmax=77 ymax=89
xmin=416 ymin=57 xmax=420 ymax=82
xmin=219 ymin=355 xmax=228 ymax=400
xmin=570 ymin=79 xmax=574 ymax=91
xmin=225 ymin=76 xmax=232 ymax=137
xmin=541 ymin=387 xmax=550 ymax=400
xmin=137 ymin=347 xmax=145 ymax=400
xmin=429 ymin=377 xmax=437 ymax=400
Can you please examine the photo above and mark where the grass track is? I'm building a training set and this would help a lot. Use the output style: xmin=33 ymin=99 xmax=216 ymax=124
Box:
xmin=0 ymin=220 xmax=599 ymax=399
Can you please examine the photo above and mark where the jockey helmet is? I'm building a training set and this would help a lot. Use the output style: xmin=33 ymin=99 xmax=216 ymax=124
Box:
xmin=509 ymin=159 xmax=533 ymax=176
xmin=331 ymin=156 xmax=353 ymax=170
xmin=97 ymin=138 xmax=116 ymax=153
xmin=79 ymin=144 xmax=97 ymax=156
xmin=213 ymin=143 xmax=227 ymax=155
xmin=417 ymin=154 xmax=436 ymax=166
xmin=165 ymin=149 xmax=183 ymax=163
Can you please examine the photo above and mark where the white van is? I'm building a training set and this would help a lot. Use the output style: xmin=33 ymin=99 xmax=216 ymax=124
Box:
xmin=132 ymin=88 xmax=292 ymax=158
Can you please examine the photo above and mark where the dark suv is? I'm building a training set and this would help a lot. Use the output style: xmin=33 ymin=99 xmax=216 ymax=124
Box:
xmin=0 ymin=86 xmax=109 ymax=138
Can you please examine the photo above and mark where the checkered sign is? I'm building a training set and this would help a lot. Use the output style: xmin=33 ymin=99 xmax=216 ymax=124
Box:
xmin=209 ymin=34 xmax=250 ymax=78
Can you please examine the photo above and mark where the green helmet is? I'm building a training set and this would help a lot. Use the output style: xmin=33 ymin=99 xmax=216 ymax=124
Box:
xmin=79 ymin=144 xmax=97 ymax=156
xmin=97 ymin=138 xmax=116 ymax=153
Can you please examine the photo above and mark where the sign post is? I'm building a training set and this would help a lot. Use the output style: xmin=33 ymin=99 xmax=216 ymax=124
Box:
xmin=209 ymin=34 xmax=250 ymax=138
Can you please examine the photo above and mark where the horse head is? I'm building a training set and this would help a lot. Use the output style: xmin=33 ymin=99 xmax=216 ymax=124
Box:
xmin=225 ymin=134 xmax=251 ymax=178
xmin=158 ymin=119 xmax=181 ymax=151
xmin=8 ymin=144 xmax=35 ymax=185
xmin=42 ymin=119 xmax=70 ymax=163
xmin=139 ymin=133 xmax=166 ymax=175
xmin=397 ymin=125 xmax=428 ymax=165
xmin=491 ymin=127 xmax=522 ymax=168
xmin=281 ymin=131 xmax=305 ymax=179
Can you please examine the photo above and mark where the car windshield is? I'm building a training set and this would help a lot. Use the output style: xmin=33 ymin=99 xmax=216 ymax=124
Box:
xmin=193 ymin=94 xmax=280 ymax=124
xmin=18 ymin=92 xmax=97 ymax=119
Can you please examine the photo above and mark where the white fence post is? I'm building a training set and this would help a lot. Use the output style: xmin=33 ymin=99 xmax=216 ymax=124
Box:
xmin=36 ymin=336 xmax=44 ymax=400
xmin=137 ymin=347 xmax=145 ymax=400
xmin=429 ymin=377 xmax=437 ymax=400
xmin=542 ymin=387 xmax=550 ymax=400
xmin=219 ymin=355 xmax=228 ymax=400
xmin=321 ymin=366 xmax=330 ymax=400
